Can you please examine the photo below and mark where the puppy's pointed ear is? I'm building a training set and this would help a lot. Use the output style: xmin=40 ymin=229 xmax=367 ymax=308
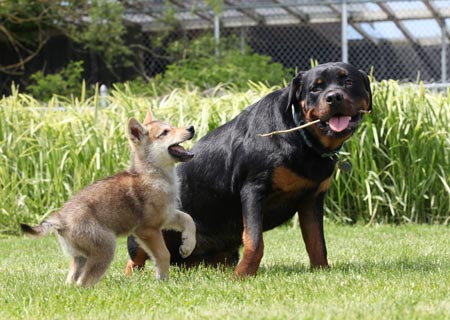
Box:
xmin=359 ymin=69 xmax=372 ymax=112
xmin=286 ymin=72 xmax=304 ymax=112
xmin=143 ymin=109 xmax=154 ymax=125
xmin=128 ymin=118 xmax=147 ymax=143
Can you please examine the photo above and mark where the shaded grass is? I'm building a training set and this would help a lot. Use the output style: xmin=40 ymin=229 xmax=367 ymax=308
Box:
xmin=1 ymin=224 xmax=449 ymax=319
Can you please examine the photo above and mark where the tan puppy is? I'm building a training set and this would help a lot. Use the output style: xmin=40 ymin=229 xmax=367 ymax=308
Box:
xmin=21 ymin=110 xmax=196 ymax=287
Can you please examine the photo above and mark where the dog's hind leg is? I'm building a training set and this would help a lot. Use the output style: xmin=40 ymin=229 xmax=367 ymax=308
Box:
xmin=75 ymin=233 xmax=116 ymax=287
xmin=164 ymin=210 xmax=196 ymax=258
xmin=134 ymin=229 xmax=170 ymax=280
xmin=125 ymin=236 xmax=149 ymax=276
xmin=66 ymin=256 xmax=86 ymax=285
xmin=233 ymin=188 xmax=265 ymax=278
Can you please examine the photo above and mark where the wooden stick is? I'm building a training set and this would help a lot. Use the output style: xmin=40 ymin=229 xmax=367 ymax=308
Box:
xmin=258 ymin=110 xmax=371 ymax=138
xmin=258 ymin=119 xmax=321 ymax=138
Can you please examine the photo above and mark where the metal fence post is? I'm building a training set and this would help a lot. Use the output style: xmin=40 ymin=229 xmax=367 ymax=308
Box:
xmin=214 ymin=14 xmax=220 ymax=56
xmin=240 ymin=27 xmax=246 ymax=54
xmin=341 ymin=0 xmax=348 ymax=63
xmin=100 ymin=84 xmax=107 ymax=108
xmin=441 ymin=19 xmax=447 ymax=83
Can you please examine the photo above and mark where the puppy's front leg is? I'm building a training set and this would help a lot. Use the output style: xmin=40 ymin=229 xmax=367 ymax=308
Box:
xmin=134 ymin=229 xmax=170 ymax=280
xmin=233 ymin=185 xmax=264 ymax=278
xmin=164 ymin=210 xmax=196 ymax=258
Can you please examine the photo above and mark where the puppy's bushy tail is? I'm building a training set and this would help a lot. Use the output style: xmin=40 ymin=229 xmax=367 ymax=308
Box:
xmin=21 ymin=215 xmax=61 ymax=238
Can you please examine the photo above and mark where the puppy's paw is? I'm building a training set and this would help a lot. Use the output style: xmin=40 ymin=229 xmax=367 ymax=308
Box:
xmin=155 ymin=269 xmax=169 ymax=281
xmin=179 ymin=237 xmax=195 ymax=258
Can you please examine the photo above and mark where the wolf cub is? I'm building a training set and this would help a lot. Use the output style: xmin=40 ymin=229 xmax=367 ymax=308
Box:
xmin=21 ymin=110 xmax=196 ymax=287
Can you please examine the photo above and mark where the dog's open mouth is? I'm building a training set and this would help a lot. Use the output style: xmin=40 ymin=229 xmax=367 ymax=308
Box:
xmin=168 ymin=143 xmax=194 ymax=162
xmin=328 ymin=115 xmax=352 ymax=132
xmin=317 ymin=113 xmax=362 ymax=135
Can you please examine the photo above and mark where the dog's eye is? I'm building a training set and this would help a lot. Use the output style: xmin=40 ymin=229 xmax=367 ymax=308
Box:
xmin=159 ymin=129 xmax=170 ymax=137
xmin=345 ymin=79 xmax=353 ymax=87
xmin=311 ymin=86 xmax=321 ymax=93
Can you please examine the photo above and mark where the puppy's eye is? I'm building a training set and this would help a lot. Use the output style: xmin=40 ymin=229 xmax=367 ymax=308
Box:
xmin=159 ymin=129 xmax=170 ymax=137
xmin=311 ymin=86 xmax=321 ymax=93
xmin=345 ymin=79 xmax=353 ymax=87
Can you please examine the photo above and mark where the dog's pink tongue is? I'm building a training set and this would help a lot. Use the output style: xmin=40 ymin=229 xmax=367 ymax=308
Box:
xmin=329 ymin=116 xmax=351 ymax=132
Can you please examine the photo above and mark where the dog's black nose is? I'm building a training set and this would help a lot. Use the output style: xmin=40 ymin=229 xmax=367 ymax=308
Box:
xmin=187 ymin=126 xmax=195 ymax=134
xmin=325 ymin=91 xmax=343 ymax=105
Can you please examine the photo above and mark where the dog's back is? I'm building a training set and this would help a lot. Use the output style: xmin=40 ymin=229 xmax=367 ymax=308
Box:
xmin=61 ymin=171 xmax=176 ymax=235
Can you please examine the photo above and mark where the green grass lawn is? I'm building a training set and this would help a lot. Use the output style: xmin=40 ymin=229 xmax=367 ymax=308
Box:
xmin=1 ymin=223 xmax=449 ymax=319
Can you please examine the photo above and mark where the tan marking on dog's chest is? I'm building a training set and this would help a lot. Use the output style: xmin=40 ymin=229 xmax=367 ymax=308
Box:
xmin=315 ymin=177 xmax=332 ymax=196
xmin=272 ymin=167 xmax=316 ymax=193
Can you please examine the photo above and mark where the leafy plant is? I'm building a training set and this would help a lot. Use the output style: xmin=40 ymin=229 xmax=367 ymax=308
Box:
xmin=26 ymin=61 xmax=87 ymax=101
xmin=160 ymin=33 xmax=291 ymax=90
xmin=112 ymin=77 xmax=160 ymax=97
xmin=161 ymin=49 xmax=290 ymax=90
xmin=113 ymin=35 xmax=291 ymax=96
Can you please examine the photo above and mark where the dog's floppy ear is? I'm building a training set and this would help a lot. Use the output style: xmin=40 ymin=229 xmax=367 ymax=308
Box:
xmin=359 ymin=69 xmax=372 ymax=112
xmin=128 ymin=118 xmax=147 ymax=143
xmin=143 ymin=109 xmax=154 ymax=125
xmin=286 ymin=72 xmax=304 ymax=112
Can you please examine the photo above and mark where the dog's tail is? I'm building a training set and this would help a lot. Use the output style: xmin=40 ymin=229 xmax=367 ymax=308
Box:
xmin=20 ymin=214 xmax=61 ymax=238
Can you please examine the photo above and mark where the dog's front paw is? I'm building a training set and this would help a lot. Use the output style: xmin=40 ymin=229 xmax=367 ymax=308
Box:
xmin=179 ymin=237 xmax=195 ymax=258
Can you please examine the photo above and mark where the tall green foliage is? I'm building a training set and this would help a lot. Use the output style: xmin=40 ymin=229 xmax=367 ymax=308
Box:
xmin=27 ymin=61 xmax=86 ymax=101
xmin=0 ymin=81 xmax=449 ymax=235
xmin=165 ymin=35 xmax=291 ymax=89
xmin=162 ymin=50 xmax=289 ymax=90
xmin=115 ymin=35 xmax=291 ymax=95
xmin=328 ymin=81 xmax=450 ymax=224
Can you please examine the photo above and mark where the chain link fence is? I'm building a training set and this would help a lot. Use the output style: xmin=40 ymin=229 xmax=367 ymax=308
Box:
xmin=126 ymin=0 xmax=449 ymax=84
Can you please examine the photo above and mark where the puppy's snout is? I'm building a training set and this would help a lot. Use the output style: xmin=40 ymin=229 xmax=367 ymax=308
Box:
xmin=187 ymin=126 xmax=195 ymax=139
xmin=325 ymin=91 xmax=343 ymax=105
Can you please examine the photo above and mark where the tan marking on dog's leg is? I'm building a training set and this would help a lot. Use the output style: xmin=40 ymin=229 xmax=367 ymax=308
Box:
xmin=125 ymin=248 xmax=148 ymax=276
xmin=298 ymin=203 xmax=328 ymax=268
xmin=233 ymin=228 xmax=264 ymax=278
xmin=135 ymin=229 xmax=170 ymax=280
xmin=301 ymin=223 xmax=328 ymax=268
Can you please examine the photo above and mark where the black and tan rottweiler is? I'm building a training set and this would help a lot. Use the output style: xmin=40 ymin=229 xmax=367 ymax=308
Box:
xmin=126 ymin=62 xmax=372 ymax=277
